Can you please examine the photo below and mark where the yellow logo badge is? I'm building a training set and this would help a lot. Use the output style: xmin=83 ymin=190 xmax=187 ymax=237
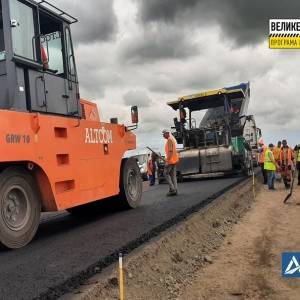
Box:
xmin=269 ymin=19 xmax=300 ymax=49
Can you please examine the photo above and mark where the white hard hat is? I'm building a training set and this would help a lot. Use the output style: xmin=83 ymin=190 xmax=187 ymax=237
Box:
xmin=162 ymin=129 xmax=170 ymax=134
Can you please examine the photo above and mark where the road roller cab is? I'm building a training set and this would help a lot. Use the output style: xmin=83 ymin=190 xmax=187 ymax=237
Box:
xmin=0 ymin=0 xmax=80 ymax=115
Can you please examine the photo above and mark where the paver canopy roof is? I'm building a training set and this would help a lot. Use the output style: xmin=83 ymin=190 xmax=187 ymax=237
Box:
xmin=167 ymin=88 xmax=245 ymax=111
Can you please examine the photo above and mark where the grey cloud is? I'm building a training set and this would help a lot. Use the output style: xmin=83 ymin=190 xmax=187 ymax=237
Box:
xmin=123 ymin=90 xmax=153 ymax=107
xmin=73 ymin=40 xmax=124 ymax=100
xmin=76 ymin=60 xmax=122 ymax=99
xmin=148 ymin=45 xmax=276 ymax=95
xmin=137 ymin=112 xmax=173 ymax=134
xmin=138 ymin=0 xmax=300 ymax=46
xmin=139 ymin=0 xmax=198 ymax=23
xmin=52 ymin=0 xmax=118 ymax=44
xmin=121 ymin=24 xmax=199 ymax=64
xmin=149 ymin=77 xmax=176 ymax=93
xmin=147 ymin=64 xmax=230 ymax=95
xmin=255 ymin=104 xmax=300 ymax=128
xmin=79 ymin=69 xmax=123 ymax=99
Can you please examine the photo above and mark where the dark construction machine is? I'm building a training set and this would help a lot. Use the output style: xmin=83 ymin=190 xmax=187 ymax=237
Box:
xmin=0 ymin=0 xmax=142 ymax=249
xmin=167 ymin=83 xmax=254 ymax=178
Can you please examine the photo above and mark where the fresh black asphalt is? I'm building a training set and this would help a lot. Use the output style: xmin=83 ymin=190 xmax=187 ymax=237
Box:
xmin=0 ymin=176 xmax=245 ymax=300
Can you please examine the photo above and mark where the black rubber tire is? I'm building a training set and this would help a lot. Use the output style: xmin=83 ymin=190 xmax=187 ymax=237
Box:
xmin=119 ymin=158 xmax=142 ymax=209
xmin=0 ymin=167 xmax=41 ymax=249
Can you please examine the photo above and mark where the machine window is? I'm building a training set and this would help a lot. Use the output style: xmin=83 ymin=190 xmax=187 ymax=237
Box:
xmin=65 ymin=27 xmax=76 ymax=78
xmin=0 ymin=1 xmax=5 ymax=60
xmin=10 ymin=0 xmax=35 ymax=60
xmin=40 ymin=12 xmax=64 ymax=75
xmin=230 ymin=99 xmax=242 ymax=113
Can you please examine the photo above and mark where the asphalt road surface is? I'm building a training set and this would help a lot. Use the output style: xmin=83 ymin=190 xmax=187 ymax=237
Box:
xmin=0 ymin=176 xmax=244 ymax=300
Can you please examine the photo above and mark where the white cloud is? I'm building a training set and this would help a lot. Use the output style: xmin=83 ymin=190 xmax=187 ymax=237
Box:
xmin=123 ymin=90 xmax=153 ymax=107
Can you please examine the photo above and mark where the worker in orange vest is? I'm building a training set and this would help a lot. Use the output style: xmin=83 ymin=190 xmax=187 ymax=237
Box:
xmin=147 ymin=153 xmax=156 ymax=186
xmin=162 ymin=129 xmax=179 ymax=196
xmin=273 ymin=141 xmax=281 ymax=165
xmin=272 ymin=141 xmax=282 ymax=181
xmin=294 ymin=144 xmax=300 ymax=185
xmin=258 ymin=138 xmax=267 ymax=184
xmin=279 ymin=139 xmax=294 ymax=189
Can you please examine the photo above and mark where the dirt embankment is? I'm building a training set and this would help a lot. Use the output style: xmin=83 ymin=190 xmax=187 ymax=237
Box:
xmin=180 ymin=184 xmax=300 ymax=300
xmin=65 ymin=176 xmax=257 ymax=300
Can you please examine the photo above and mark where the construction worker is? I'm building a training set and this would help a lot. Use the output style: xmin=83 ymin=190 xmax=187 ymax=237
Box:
xmin=147 ymin=153 xmax=156 ymax=186
xmin=273 ymin=141 xmax=282 ymax=181
xmin=162 ymin=129 xmax=179 ymax=196
xmin=294 ymin=144 xmax=300 ymax=185
xmin=273 ymin=141 xmax=281 ymax=165
xmin=264 ymin=143 xmax=278 ymax=190
xmin=147 ymin=154 xmax=153 ymax=186
xmin=152 ymin=152 xmax=158 ymax=185
xmin=279 ymin=139 xmax=294 ymax=189
xmin=258 ymin=138 xmax=267 ymax=184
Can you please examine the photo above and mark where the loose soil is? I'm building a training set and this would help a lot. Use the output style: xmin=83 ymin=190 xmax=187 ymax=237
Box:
xmin=180 ymin=183 xmax=300 ymax=300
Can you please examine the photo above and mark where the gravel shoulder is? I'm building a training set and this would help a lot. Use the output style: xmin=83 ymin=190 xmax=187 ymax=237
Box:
xmin=181 ymin=183 xmax=300 ymax=300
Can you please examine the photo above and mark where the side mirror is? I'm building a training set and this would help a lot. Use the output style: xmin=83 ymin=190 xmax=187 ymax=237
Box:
xmin=131 ymin=106 xmax=139 ymax=124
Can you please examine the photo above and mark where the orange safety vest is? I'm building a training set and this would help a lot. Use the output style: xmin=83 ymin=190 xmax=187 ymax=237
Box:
xmin=272 ymin=147 xmax=281 ymax=161
xmin=280 ymin=147 xmax=293 ymax=166
xmin=165 ymin=136 xmax=179 ymax=165
xmin=258 ymin=145 xmax=267 ymax=164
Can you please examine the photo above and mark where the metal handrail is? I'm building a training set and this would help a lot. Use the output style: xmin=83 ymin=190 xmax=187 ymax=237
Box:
xmin=33 ymin=0 xmax=78 ymax=24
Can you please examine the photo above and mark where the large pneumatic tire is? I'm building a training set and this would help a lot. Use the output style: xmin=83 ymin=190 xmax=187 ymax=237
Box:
xmin=0 ymin=167 xmax=41 ymax=249
xmin=119 ymin=158 xmax=142 ymax=209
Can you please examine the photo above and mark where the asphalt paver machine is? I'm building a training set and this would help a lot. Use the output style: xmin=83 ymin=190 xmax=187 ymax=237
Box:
xmin=167 ymin=83 xmax=254 ymax=178
xmin=0 ymin=0 xmax=142 ymax=249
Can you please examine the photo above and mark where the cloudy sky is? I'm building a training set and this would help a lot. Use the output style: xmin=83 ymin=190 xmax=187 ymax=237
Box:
xmin=54 ymin=0 xmax=299 ymax=151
